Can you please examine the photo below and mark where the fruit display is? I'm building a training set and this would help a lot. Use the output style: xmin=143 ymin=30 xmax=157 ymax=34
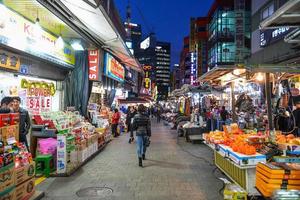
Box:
xmin=276 ymin=133 xmax=300 ymax=145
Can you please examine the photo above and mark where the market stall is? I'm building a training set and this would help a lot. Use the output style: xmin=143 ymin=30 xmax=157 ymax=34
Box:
xmin=0 ymin=113 xmax=45 ymax=200
xmin=199 ymin=65 xmax=300 ymax=198
xmin=31 ymin=109 xmax=112 ymax=177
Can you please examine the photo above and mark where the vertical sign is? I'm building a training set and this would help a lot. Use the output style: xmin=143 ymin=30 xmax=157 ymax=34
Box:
xmin=88 ymin=50 xmax=99 ymax=81
xmin=57 ymin=135 xmax=67 ymax=174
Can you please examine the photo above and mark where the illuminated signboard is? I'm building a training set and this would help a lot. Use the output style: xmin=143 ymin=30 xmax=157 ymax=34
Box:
xmin=260 ymin=27 xmax=293 ymax=47
xmin=104 ymin=53 xmax=125 ymax=83
xmin=0 ymin=5 xmax=75 ymax=67
xmin=140 ymin=37 xmax=150 ymax=49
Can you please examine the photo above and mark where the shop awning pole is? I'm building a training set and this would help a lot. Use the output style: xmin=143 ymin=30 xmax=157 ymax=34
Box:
xmin=265 ymin=73 xmax=274 ymax=130
xmin=231 ymin=82 xmax=237 ymax=122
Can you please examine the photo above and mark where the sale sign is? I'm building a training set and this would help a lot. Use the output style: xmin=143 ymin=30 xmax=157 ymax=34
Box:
xmin=26 ymin=97 xmax=51 ymax=115
xmin=88 ymin=50 xmax=99 ymax=81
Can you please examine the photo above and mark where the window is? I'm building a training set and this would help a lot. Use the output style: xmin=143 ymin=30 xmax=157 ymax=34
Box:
xmin=262 ymin=3 xmax=274 ymax=20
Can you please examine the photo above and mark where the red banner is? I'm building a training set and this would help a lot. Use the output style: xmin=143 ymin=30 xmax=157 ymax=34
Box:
xmin=88 ymin=50 xmax=99 ymax=81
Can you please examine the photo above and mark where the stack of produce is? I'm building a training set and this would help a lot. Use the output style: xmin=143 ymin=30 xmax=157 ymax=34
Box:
xmin=256 ymin=162 xmax=300 ymax=197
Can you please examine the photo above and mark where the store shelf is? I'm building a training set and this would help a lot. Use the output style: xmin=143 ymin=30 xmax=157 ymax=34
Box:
xmin=50 ymin=141 xmax=110 ymax=177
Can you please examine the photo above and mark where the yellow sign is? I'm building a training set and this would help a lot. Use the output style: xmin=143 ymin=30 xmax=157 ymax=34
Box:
xmin=0 ymin=4 xmax=75 ymax=66
xmin=0 ymin=50 xmax=20 ymax=71
xmin=21 ymin=79 xmax=56 ymax=96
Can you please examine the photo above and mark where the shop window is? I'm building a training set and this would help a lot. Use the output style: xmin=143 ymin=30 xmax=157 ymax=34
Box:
xmin=261 ymin=3 xmax=274 ymax=20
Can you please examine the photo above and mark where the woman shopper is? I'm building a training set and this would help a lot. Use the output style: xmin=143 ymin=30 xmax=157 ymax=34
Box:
xmin=126 ymin=106 xmax=137 ymax=143
xmin=111 ymin=108 xmax=121 ymax=137
xmin=131 ymin=104 xmax=151 ymax=167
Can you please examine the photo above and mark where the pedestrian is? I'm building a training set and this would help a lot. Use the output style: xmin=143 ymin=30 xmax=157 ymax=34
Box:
xmin=157 ymin=107 xmax=161 ymax=123
xmin=111 ymin=108 xmax=121 ymax=137
xmin=126 ymin=106 xmax=137 ymax=143
xmin=12 ymin=97 xmax=31 ymax=151
xmin=131 ymin=104 xmax=151 ymax=167
xmin=0 ymin=97 xmax=13 ymax=113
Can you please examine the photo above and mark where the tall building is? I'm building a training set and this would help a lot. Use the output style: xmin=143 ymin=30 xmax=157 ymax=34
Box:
xmin=155 ymin=41 xmax=171 ymax=100
xmin=207 ymin=0 xmax=251 ymax=70
xmin=124 ymin=22 xmax=142 ymax=55
xmin=124 ymin=4 xmax=142 ymax=55
xmin=137 ymin=34 xmax=171 ymax=100
xmin=179 ymin=36 xmax=191 ymax=86
xmin=171 ymin=64 xmax=181 ymax=91
xmin=190 ymin=17 xmax=209 ymax=83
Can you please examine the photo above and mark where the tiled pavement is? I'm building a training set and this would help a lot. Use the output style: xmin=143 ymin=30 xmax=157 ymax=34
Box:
xmin=37 ymin=119 xmax=225 ymax=200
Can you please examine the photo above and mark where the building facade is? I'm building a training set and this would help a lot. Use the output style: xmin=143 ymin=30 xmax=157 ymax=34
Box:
xmin=207 ymin=0 xmax=251 ymax=70
xmin=179 ymin=36 xmax=191 ymax=86
xmin=136 ymin=34 xmax=171 ymax=100
xmin=250 ymin=0 xmax=300 ymax=65
xmin=190 ymin=17 xmax=209 ymax=82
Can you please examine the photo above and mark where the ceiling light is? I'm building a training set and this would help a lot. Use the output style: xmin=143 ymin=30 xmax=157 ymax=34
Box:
xmin=71 ymin=41 xmax=84 ymax=51
xmin=56 ymin=25 xmax=64 ymax=49
xmin=56 ymin=36 xmax=64 ymax=49
xmin=256 ymin=73 xmax=264 ymax=82
xmin=34 ymin=17 xmax=43 ymax=37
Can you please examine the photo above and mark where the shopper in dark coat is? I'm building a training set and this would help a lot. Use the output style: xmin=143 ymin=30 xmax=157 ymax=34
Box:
xmin=12 ymin=97 xmax=31 ymax=151
xmin=131 ymin=104 xmax=151 ymax=167
xmin=126 ymin=106 xmax=137 ymax=143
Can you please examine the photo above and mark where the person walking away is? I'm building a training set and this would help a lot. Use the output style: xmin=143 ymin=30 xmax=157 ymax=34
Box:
xmin=12 ymin=97 xmax=31 ymax=151
xmin=131 ymin=104 xmax=151 ymax=167
xmin=111 ymin=108 xmax=121 ymax=137
xmin=0 ymin=97 xmax=13 ymax=113
xmin=157 ymin=107 xmax=161 ymax=123
xmin=126 ymin=106 xmax=137 ymax=143
xmin=220 ymin=106 xmax=229 ymax=130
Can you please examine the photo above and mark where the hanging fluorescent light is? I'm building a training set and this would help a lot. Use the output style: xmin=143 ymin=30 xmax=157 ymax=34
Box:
xmin=71 ymin=41 xmax=84 ymax=51
xmin=56 ymin=36 xmax=64 ymax=49
xmin=34 ymin=17 xmax=43 ymax=37
xmin=56 ymin=25 xmax=64 ymax=49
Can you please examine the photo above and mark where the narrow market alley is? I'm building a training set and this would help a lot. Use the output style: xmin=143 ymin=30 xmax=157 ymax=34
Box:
xmin=37 ymin=119 xmax=224 ymax=200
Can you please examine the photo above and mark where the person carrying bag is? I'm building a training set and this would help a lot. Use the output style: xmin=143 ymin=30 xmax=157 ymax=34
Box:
xmin=131 ymin=104 xmax=151 ymax=167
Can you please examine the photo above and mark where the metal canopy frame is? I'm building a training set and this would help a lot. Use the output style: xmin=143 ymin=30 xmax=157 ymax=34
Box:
xmin=246 ymin=64 xmax=300 ymax=73
xmin=198 ymin=66 xmax=237 ymax=82
xmin=260 ymin=0 xmax=300 ymax=29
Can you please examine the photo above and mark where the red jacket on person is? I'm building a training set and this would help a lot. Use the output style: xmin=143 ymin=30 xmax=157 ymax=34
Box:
xmin=112 ymin=112 xmax=120 ymax=124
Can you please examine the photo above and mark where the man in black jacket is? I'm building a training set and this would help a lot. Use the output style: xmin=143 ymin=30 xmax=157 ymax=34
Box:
xmin=12 ymin=97 xmax=31 ymax=151
xmin=131 ymin=104 xmax=151 ymax=167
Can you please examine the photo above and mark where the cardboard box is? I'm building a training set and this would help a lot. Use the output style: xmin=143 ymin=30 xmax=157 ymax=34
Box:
xmin=15 ymin=162 xmax=35 ymax=186
xmin=1 ymin=125 xmax=19 ymax=144
xmin=227 ymin=148 xmax=266 ymax=166
xmin=0 ymin=163 xmax=15 ymax=193
xmin=0 ymin=186 xmax=15 ymax=200
xmin=15 ymin=178 xmax=35 ymax=200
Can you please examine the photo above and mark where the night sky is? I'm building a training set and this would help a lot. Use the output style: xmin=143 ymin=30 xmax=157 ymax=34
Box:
xmin=114 ymin=0 xmax=214 ymax=69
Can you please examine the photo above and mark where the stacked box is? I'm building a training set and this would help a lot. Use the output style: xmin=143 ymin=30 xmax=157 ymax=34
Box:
xmin=256 ymin=162 xmax=300 ymax=197
xmin=15 ymin=178 xmax=35 ymax=200
xmin=0 ymin=163 xmax=15 ymax=192
xmin=15 ymin=162 xmax=35 ymax=186
xmin=0 ymin=186 xmax=15 ymax=200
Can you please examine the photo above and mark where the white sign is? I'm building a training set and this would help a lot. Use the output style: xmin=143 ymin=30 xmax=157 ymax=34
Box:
xmin=57 ymin=135 xmax=67 ymax=174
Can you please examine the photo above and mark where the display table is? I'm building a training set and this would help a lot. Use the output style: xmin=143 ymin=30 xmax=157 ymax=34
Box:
xmin=206 ymin=143 xmax=260 ymax=196
xmin=183 ymin=127 xmax=205 ymax=143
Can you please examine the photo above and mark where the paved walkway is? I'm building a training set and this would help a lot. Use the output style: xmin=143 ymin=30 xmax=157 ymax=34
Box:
xmin=37 ymin=119 xmax=224 ymax=200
